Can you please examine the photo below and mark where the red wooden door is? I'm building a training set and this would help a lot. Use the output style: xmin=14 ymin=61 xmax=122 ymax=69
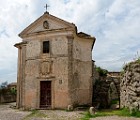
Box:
xmin=40 ymin=81 xmax=51 ymax=108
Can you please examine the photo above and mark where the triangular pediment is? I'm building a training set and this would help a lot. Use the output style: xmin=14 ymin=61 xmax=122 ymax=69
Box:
xmin=19 ymin=12 xmax=76 ymax=38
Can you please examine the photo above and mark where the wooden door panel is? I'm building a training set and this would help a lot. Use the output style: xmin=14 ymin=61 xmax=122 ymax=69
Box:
xmin=40 ymin=81 xmax=51 ymax=108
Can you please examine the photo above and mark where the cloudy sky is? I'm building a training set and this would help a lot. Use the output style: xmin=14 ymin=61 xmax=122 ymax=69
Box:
xmin=0 ymin=0 xmax=140 ymax=84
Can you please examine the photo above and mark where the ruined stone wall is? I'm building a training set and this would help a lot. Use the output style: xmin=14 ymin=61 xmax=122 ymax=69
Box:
xmin=92 ymin=71 xmax=120 ymax=108
xmin=120 ymin=61 xmax=140 ymax=111
xmin=108 ymin=72 xmax=121 ymax=101
xmin=109 ymin=77 xmax=120 ymax=100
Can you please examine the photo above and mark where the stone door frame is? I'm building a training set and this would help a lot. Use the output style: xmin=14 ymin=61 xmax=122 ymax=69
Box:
xmin=37 ymin=78 xmax=55 ymax=109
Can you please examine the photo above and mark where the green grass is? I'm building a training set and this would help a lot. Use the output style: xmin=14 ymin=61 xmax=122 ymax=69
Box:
xmin=22 ymin=110 xmax=47 ymax=120
xmin=81 ymin=108 xmax=140 ymax=120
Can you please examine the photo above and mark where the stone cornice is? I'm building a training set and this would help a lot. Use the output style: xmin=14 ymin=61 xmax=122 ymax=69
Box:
xmin=20 ymin=27 xmax=75 ymax=39
xmin=14 ymin=41 xmax=27 ymax=48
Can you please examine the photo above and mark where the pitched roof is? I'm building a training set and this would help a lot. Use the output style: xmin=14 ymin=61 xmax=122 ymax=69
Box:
xmin=19 ymin=12 xmax=76 ymax=38
xmin=19 ymin=12 xmax=96 ymax=41
xmin=77 ymin=32 xmax=93 ymax=39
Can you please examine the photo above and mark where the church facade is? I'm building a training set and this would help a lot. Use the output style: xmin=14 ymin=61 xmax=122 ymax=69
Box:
xmin=15 ymin=12 xmax=96 ymax=109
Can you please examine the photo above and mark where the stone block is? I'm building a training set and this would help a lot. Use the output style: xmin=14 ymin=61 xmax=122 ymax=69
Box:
xmin=67 ymin=105 xmax=73 ymax=111
xmin=89 ymin=107 xmax=96 ymax=115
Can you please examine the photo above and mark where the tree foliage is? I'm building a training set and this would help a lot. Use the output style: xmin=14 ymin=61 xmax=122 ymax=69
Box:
xmin=96 ymin=66 xmax=108 ymax=76
xmin=0 ymin=81 xmax=8 ymax=89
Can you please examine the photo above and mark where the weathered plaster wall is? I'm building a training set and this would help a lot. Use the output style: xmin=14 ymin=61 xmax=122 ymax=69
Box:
xmin=24 ymin=60 xmax=39 ymax=108
xmin=120 ymin=61 xmax=140 ymax=111
xmin=30 ymin=17 xmax=70 ymax=34
xmin=16 ymin=45 xmax=26 ymax=108
xmin=53 ymin=57 xmax=69 ymax=108
xmin=51 ymin=38 xmax=69 ymax=106
xmin=71 ymin=36 xmax=93 ymax=106
xmin=17 ymin=34 xmax=94 ymax=109
xmin=16 ymin=13 xmax=95 ymax=110
xmin=23 ymin=36 xmax=70 ymax=109
xmin=73 ymin=37 xmax=92 ymax=61
xmin=26 ymin=40 xmax=41 ymax=58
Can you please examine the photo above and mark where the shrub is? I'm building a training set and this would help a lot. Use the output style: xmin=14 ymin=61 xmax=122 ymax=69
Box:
xmin=10 ymin=88 xmax=17 ymax=95
xmin=96 ymin=67 xmax=108 ymax=76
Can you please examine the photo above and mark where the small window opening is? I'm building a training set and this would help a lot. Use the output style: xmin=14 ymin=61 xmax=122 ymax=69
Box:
xmin=43 ymin=41 xmax=49 ymax=53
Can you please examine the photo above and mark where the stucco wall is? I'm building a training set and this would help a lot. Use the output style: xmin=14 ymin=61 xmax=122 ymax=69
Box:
xmin=17 ymin=34 xmax=94 ymax=109
xmin=23 ymin=36 xmax=70 ymax=109
xmin=51 ymin=37 xmax=68 ymax=55
xmin=53 ymin=57 xmax=69 ymax=108
xmin=16 ymin=12 xmax=95 ymax=110
xmin=71 ymin=36 xmax=93 ymax=106
xmin=26 ymin=40 xmax=41 ymax=58
xmin=30 ymin=17 xmax=70 ymax=34
xmin=24 ymin=60 xmax=39 ymax=108
xmin=16 ymin=22 xmax=94 ymax=110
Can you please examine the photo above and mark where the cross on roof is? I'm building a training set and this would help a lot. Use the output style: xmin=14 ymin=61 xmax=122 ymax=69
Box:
xmin=45 ymin=4 xmax=50 ymax=12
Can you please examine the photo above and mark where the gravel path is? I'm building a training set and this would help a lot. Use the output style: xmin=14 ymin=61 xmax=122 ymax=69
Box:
xmin=0 ymin=103 xmax=84 ymax=120
xmin=0 ymin=104 xmax=30 ymax=120
xmin=0 ymin=103 xmax=139 ymax=120
xmin=90 ymin=116 xmax=140 ymax=120
xmin=40 ymin=110 xmax=84 ymax=120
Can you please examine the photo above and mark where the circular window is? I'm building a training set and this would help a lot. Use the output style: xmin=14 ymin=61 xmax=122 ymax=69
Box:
xmin=43 ymin=21 xmax=49 ymax=29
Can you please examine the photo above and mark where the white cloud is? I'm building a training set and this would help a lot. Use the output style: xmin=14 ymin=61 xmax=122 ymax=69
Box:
xmin=0 ymin=0 xmax=38 ymax=84
xmin=0 ymin=0 xmax=140 ymax=84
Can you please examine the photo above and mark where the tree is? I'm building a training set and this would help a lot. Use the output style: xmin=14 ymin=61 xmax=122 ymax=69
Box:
xmin=96 ymin=67 xmax=108 ymax=76
xmin=0 ymin=81 xmax=8 ymax=89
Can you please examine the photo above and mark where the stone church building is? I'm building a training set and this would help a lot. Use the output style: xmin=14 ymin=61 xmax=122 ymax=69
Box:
xmin=15 ymin=12 xmax=96 ymax=109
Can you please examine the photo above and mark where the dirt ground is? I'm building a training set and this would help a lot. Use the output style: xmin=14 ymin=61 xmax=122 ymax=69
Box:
xmin=0 ymin=103 xmax=30 ymax=120
xmin=0 ymin=103 xmax=139 ymax=120
xmin=0 ymin=103 xmax=84 ymax=120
